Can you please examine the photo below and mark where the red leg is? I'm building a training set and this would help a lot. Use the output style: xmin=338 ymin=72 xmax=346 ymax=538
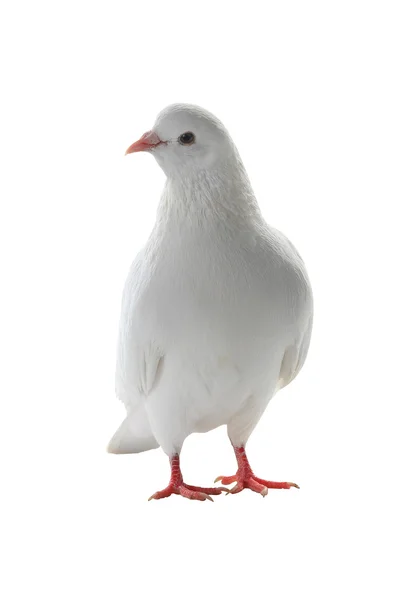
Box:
xmin=215 ymin=446 xmax=299 ymax=497
xmin=148 ymin=455 xmax=229 ymax=502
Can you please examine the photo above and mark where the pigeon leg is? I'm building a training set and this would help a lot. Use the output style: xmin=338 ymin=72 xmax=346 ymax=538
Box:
xmin=215 ymin=446 xmax=299 ymax=497
xmin=148 ymin=454 xmax=229 ymax=502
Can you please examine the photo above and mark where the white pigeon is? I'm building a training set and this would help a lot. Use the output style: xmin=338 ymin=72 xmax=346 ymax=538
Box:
xmin=108 ymin=104 xmax=313 ymax=501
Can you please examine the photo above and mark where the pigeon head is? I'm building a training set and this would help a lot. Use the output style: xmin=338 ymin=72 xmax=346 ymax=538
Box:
xmin=125 ymin=104 xmax=234 ymax=177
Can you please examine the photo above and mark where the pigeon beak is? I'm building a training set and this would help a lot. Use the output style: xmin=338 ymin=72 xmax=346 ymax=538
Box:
xmin=125 ymin=131 xmax=164 ymax=155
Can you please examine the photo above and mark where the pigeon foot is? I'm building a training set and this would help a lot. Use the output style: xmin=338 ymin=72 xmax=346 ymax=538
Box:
xmin=214 ymin=474 xmax=299 ymax=496
xmin=214 ymin=446 xmax=299 ymax=497
xmin=148 ymin=482 xmax=227 ymax=502
xmin=148 ymin=454 xmax=228 ymax=502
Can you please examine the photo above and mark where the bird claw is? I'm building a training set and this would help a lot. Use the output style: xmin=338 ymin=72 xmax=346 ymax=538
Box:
xmin=216 ymin=472 xmax=299 ymax=496
xmin=148 ymin=482 xmax=227 ymax=502
xmin=214 ymin=474 xmax=237 ymax=485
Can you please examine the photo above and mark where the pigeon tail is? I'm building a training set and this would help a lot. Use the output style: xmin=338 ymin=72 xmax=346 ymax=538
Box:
xmin=107 ymin=405 xmax=159 ymax=454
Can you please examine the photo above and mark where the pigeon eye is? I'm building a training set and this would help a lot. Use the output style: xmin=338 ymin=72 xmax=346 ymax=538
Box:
xmin=178 ymin=132 xmax=195 ymax=145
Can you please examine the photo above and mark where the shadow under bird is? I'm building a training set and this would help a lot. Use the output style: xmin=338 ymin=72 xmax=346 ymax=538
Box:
xmin=108 ymin=104 xmax=313 ymax=501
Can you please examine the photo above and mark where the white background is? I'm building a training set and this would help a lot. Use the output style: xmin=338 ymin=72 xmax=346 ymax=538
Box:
xmin=1 ymin=1 xmax=399 ymax=598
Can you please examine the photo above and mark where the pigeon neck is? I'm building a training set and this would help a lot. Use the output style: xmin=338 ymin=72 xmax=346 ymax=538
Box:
xmin=157 ymin=156 xmax=262 ymax=226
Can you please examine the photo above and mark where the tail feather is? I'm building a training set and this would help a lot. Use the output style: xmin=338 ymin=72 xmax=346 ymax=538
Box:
xmin=107 ymin=405 xmax=159 ymax=454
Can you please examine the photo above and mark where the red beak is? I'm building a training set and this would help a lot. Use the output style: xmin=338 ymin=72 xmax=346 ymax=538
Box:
xmin=125 ymin=131 xmax=164 ymax=155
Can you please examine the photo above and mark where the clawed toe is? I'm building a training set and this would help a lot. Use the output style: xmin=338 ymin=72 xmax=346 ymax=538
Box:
xmin=185 ymin=483 xmax=229 ymax=495
xmin=252 ymin=476 xmax=300 ymax=490
xmin=214 ymin=475 xmax=237 ymax=485
xmin=149 ymin=482 xmax=228 ymax=502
